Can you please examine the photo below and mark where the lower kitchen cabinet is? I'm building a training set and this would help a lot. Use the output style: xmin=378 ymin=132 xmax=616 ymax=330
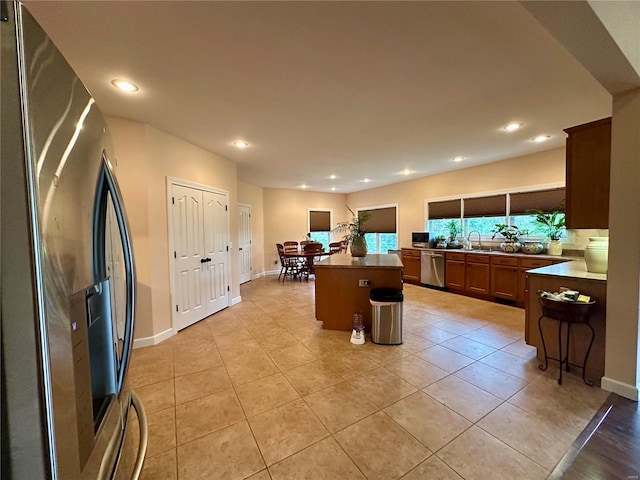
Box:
xmin=491 ymin=256 xmax=519 ymax=301
xmin=518 ymin=258 xmax=554 ymax=305
xmin=401 ymin=248 xmax=421 ymax=284
xmin=444 ymin=251 xmax=566 ymax=307
xmin=465 ymin=254 xmax=490 ymax=295
xmin=445 ymin=252 xmax=465 ymax=290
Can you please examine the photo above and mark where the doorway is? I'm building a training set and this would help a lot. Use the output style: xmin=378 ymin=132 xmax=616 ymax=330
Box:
xmin=238 ymin=204 xmax=252 ymax=284
xmin=169 ymin=180 xmax=230 ymax=331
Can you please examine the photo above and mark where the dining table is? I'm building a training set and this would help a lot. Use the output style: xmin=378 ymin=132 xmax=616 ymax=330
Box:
xmin=282 ymin=248 xmax=330 ymax=281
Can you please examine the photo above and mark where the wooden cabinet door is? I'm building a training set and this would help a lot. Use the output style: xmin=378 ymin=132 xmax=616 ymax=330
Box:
xmin=491 ymin=256 xmax=519 ymax=301
xmin=492 ymin=265 xmax=518 ymax=300
xmin=465 ymin=262 xmax=490 ymax=294
xmin=402 ymin=255 xmax=421 ymax=284
xmin=446 ymin=260 xmax=465 ymax=290
xmin=564 ymin=117 xmax=611 ymax=229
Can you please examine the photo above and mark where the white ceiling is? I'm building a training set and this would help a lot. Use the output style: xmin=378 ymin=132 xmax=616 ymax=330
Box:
xmin=24 ymin=1 xmax=611 ymax=193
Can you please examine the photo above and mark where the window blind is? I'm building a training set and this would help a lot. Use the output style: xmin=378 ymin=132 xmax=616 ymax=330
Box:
xmin=309 ymin=210 xmax=331 ymax=232
xmin=361 ymin=206 xmax=397 ymax=233
xmin=463 ymin=194 xmax=506 ymax=218
xmin=510 ymin=188 xmax=565 ymax=215
xmin=428 ymin=199 xmax=461 ymax=220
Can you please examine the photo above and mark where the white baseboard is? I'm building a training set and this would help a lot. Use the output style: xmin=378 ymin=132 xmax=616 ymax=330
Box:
xmin=600 ymin=376 xmax=639 ymax=401
xmin=133 ymin=328 xmax=174 ymax=349
xmin=265 ymin=269 xmax=280 ymax=276
xmin=231 ymin=295 xmax=242 ymax=305
xmin=252 ymin=272 xmax=266 ymax=280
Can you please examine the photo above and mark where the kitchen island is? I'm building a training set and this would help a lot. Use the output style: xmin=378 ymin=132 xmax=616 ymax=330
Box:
xmin=314 ymin=253 xmax=403 ymax=331
xmin=525 ymin=258 xmax=607 ymax=385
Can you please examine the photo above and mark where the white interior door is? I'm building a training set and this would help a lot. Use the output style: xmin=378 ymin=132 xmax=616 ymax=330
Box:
xmin=238 ymin=204 xmax=252 ymax=284
xmin=171 ymin=182 xmax=229 ymax=331
xmin=203 ymin=190 xmax=230 ymax=315
xmin=172 ymin=184 xmax=206 ymax=330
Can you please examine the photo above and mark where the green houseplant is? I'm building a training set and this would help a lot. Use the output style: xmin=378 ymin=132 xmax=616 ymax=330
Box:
xmin=491 ymin=224 xmax=525 ymax=253
xmin=332 ymin=206 xmax=372 ymax=257
xmin=445 ymin=219 xmax=462 ymax=249
xmin=530 ymin=209 xmax=566 ymax=255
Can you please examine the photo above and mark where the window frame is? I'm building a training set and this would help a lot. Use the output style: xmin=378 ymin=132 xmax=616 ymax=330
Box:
xmin=425 ymin=184 xmax=568 ymax=243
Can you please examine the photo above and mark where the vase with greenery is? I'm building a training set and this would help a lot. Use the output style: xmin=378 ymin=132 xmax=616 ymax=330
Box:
xmin=491 ymin=223 xmax=525 ymax=253
xmin=530 ymin=209 xmax=565 ymax=256
xmin=434 ymin=235 xmax=447 ymax=249
xmin=333 ymin=206 xmax=372 ymax=257
xmin=445 ymin=219 xmax=462 ymax=249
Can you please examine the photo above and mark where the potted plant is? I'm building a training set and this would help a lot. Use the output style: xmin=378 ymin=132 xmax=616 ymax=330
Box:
xmin=445 ymin=219 xmax=462 ymax=249
xmin=332 ymin=206 xmax=372 ymax=257
xmin=491 ymin=223 xmax=525 ymax=253
xmin=530 ymin=209 xmax=565 ymax=256
xmin=434 ymin=235 xmax=447 ymax=249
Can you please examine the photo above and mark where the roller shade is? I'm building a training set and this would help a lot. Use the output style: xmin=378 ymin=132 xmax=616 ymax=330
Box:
xmin=309 ymin=210 xmax=331 ymax=231
xmin=463 ymin=194 xmax=506 ymax=218
xmin=428 ymin=199 xmax=461 ymax=220
xmin=510 ymin=188 xmax=565 ymax=215
xmin=361 ymin=206 xmax=396 ymax=233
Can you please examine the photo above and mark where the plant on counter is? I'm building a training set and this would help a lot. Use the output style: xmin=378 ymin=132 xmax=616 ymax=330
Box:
xmin=491 ymin=223 xmax=527 ymax=253
xmin=332 ymin=206 xmax=372 ymax=257
xmin=529 ymin=209 xmax=566 ymax=241
xmin=434 ymin=234 xmax=447 ymax=248
xmin=445 ymin=219 xmax=462 ymax=241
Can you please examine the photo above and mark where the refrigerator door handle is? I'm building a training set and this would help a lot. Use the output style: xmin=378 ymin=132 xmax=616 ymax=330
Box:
xmin=130 ymin=389 xmax=149 ymax=480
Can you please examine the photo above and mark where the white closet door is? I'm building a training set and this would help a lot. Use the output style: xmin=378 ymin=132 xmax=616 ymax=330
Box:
xmin=203 ymin=190 xmax=229 ymax=316
xmin=238 ymin=204 xmax=252 ymax=284
xmin=172 ymin=184 xmax=206 ymax=330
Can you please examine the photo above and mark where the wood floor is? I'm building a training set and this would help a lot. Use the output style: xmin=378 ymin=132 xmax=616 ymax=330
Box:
xmin=550 ymin=392 xmax=640 ymax=479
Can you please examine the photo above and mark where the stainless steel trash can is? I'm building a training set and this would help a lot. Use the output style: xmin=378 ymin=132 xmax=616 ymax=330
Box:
xmin=370 ymin=288 xmax=403 ymax=345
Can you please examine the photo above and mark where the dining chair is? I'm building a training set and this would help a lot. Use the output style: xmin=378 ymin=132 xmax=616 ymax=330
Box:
xmin=329 ymin=242 xmax=342 ymax=254
xmin=276 ymin=243 xmax=298 ymax=281
xmin=299 ymin=242 xmax=324 ymax=280
xmin=283 ymin=241 xmax=299 ymax=253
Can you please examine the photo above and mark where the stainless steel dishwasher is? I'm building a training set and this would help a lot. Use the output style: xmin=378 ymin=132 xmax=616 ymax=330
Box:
xmin=420 ymin=250 xmax=446 ymax=288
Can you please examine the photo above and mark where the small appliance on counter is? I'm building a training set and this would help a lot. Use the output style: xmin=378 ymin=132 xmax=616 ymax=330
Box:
xmin=411 ymin=232 xmax=430 ymax=248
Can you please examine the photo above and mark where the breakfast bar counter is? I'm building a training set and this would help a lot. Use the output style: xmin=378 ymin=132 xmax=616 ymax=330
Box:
xmin=525 ymin=258 xmax=607 ymax=385
xmin=314 ymin=253 xmax=403 ymax=331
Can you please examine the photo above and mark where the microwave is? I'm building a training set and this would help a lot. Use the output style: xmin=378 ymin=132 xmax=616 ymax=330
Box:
xmin=412 ymin=232 xmax=429 ymax=246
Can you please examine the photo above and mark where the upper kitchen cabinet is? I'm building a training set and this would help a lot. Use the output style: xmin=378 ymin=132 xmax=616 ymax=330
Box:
xmin=564 ymin=117 xmax=611 ymax=229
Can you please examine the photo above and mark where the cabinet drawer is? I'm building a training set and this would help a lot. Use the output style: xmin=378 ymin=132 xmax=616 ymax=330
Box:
xmin=446 ymin=252 xmax=465 ymax=261
xmin=491 ymin=256 xmax=518 ymax=267
xmin=519 ymin=258 xmax=553 ymax=269
xmin=401 ymin=248 xmax=421 ymax=257
xmin=466 ymin=253 xmax=490 ymax=264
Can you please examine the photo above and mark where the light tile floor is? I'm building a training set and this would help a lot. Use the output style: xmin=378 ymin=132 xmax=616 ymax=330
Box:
xmin=126 ymin=278 xmax=609 ymax=480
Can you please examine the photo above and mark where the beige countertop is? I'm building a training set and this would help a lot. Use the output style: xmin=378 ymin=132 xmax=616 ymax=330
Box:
xmin=315 ymin=253 xmax=403 ymax=269
xmin=526 ymin=258 xmax=607 ymax=282
xmin=402 ymin=246 xmax=576 ymax=262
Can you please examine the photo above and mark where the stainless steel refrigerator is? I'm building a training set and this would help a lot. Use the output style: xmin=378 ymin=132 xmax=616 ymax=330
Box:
xmin=1 ymin=1 xmax=148 ymax=478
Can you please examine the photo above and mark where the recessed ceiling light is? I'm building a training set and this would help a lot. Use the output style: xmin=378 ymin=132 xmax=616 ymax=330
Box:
xmin=111 ymin=79 xmax=139 ymax=92
xmin=503 ymin=123 xmax=522 ymax=132
xmin=329 ymin=174 xmax=337 ymax=180
xmin=453 ymin=156 xmax=466 ymax=162
xmin=532 ymin=135 xmax=551 ymax=143
xmin=298 ymin=184 xmax=309 ymax=189
xmin=330 ymin=187 xmax=337 ymax=191
xmin=400 ymin=169 xmax=414 ymax=176
xmin=361 ymin=178 xmax=372 ymax=183
xmin=233 ymin=140 xmax=249 ymax=148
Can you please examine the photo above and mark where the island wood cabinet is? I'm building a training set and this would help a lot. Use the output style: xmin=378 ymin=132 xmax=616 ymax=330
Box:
xmin=445 ymin=252 xmax=465 ymax=290
xmin=465 ymin=254 xmax=490 ymax=295
xmin=400 ymin=248 xmax=421 ymax=284
xmin=564 ymin=117 xmax=611 ymax=229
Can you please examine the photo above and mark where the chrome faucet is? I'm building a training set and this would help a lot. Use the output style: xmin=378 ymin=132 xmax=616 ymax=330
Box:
xmin=467 ymin=230 xmax=482 ymax=250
